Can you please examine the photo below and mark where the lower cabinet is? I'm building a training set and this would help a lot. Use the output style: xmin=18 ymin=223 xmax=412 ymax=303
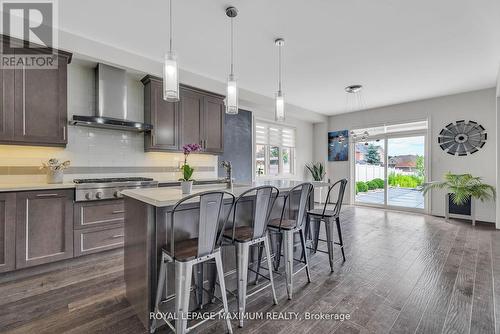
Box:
xmin=15 ymin=189 xmax=74 ymax=269
xmin=0 ymin=193 xmax=16 ymax=273
xmin=0 ymin=191 xmax=125 ymax=273
xmin=73 ymin=199 xmax=125 ymax=256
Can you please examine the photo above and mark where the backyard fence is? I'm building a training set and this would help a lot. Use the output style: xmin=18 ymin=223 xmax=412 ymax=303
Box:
xmin=355 ymin=164 xmax=415 ymax=182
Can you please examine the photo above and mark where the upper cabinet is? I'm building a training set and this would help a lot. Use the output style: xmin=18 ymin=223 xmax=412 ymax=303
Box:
xmin=142 ymin=76 xmax=225 ymax=154
xmin=0 ymin=35 xmax=72 ymax=147
xmin=142 ymin=76 xmax=180 ymax=151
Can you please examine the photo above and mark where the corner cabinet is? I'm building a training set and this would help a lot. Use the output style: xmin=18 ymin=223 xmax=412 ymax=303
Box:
xmin=0 ymin=193 xmax=16 ymax=273
xmin=15 ymin=189 xmax=74 ymax=269
xmin=0 ymin=35 xmax=72 ymax=147
xmin=142 ymin=76 xmax=225 ymax=154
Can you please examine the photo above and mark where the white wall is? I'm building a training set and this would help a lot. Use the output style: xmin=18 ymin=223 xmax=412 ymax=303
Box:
xmin=496 ymin=67 xmax=500 ymax=228
xmin=313 ymin=122 xmax=328 ymax=180
xmin=326 ymin=88 xmax=497 ymax=223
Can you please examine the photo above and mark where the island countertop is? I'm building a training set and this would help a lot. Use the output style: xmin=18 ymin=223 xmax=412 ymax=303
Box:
xmin=121 ymin=180 xmax=330 ymax=207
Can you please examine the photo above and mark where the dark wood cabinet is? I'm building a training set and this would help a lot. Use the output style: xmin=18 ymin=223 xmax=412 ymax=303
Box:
xmin=0 ymin=36 xmax=72 ymax=147
xmin=0 ymin=193 xmax=16 ymax=273
xmin=0 ymin=41 xmax=15 ymax=141
xmin=73 ymin=199 xmax=125 ymax=257
xmin=203 ymin=95 xmax=224 ymax=153
xmin=142 ymin=76 xmax=180 ymax=151
xmin=141 ymin=76 xmax=225 ymax=154
xmin=180 ymin=87 xmax=204 ymax=148
xmin=15 ymin=189 xmax=74 ymax=269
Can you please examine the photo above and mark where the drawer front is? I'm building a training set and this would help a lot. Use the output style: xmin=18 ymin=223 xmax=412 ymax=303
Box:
xmin=74 ymin=200 xmax=124 ymax=229
xmin=74 ymin=225 xmax=124 ymax=257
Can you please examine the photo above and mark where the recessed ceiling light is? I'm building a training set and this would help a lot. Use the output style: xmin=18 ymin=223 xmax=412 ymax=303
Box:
xmin=345 ymin=85 xmax=363 ymax=93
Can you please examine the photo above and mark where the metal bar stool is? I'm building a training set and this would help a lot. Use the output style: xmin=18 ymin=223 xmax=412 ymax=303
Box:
xmin=221 ymin=185 xmax=280 ymax=328
xmin=307 ymin=179 xmax=348 ymax=272
xmin=266 ymin=182 xmax=314 ymax=300
xmin=150 ymin=190 xmax=235 ymax=334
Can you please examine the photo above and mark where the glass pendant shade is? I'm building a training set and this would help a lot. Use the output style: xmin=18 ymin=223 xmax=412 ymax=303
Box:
xmin=163 ymin=51 xmax=179 ymax=102
xmin=225 ymin=74 xmax=238 ymax=114
xmin=275 ymin=91 xmax=285 ymax=122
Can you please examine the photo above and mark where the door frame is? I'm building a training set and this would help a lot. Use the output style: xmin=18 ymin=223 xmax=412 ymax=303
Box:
xmin=351 ymin=129 xmax=430 ymax=214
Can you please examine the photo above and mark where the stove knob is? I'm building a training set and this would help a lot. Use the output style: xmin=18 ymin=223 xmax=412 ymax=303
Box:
xmin=85 ymin=192 xmax=92 ymax=200
xmin=95 ymin=192 xmax=103 ymax=199
xmin=114 ymin=191 xmax=121 ymax=198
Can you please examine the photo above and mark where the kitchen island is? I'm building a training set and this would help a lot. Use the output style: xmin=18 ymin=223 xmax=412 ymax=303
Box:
xmin=122 ymin=180 xmax=328 ymax=330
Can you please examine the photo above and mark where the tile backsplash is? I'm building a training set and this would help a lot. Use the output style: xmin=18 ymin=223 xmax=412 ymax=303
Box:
xmin=0 ymin=60 xmax=218 ymax=183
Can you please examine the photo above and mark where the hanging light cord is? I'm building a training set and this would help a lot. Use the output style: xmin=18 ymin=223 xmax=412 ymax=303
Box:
xmin=230 ymin=17 xmax=234 ymax=75
xmin=278 ymin=43 xmax=282 ymax=92
xmin=169 ymin=0 xmax=173 ymax=52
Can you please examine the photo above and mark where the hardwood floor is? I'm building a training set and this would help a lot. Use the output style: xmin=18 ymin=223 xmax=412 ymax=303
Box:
xmin=1 ymin=206 xmax=499 ymax=334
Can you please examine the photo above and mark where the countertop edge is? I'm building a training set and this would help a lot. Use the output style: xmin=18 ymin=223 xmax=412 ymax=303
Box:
xmin=0 ymin=183 xmax=76 ymax=192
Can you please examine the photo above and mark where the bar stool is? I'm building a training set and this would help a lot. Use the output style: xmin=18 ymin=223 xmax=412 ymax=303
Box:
xmin=307 ymin=179 xmax=348 ymax=272
xmin=267 ymin=182 xmax=314 ymax=300
xmin=150 ymin=190 xmax=235 ymax=334
xmin=222 ymin=185 xmax=280 ymax=328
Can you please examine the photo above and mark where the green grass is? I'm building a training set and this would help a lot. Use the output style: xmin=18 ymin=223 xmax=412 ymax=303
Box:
xmin=388 ymin=172 xmax=424 ymax=188
xmin=356 ymin=175 xmax=423 ymax=195
xmin=356 ymin=181 xmax=368 ymax=194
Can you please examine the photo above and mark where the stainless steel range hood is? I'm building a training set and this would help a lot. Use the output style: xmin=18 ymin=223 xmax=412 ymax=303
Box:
xmin=70 ymin=63 xmax=152 ymax=132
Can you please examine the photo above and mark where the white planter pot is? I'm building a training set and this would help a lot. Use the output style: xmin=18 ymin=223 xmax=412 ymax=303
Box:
xmin=46 ymin=169 xmax=64 ymax=184
xmin=181 ymin=181 xmax=193 ymax=194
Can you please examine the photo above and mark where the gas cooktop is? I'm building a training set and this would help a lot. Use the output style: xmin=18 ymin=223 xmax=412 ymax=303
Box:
xmin=73 ymin=177 xmax=158 ymax=201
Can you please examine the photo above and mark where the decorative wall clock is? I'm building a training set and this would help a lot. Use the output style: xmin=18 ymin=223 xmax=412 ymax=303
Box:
xmin=438 ymin=120 xmax=486 ymax=156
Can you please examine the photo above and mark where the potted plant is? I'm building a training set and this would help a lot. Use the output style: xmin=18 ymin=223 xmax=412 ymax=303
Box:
xmin=421 ymin=172 xmax=495 ymax=225
xmin=306 ymin=162 xmax=327 ymax=203
xmin=305 ymin=162 xmax=326 ymax=181
xmin=179 ymin=143 xmax=201 ymax=194
xmin=40 ymin=159 xmax=71 ymax=184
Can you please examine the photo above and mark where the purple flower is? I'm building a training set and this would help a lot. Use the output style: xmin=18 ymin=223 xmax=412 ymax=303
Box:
xmin=183 ymin=143 xmax=201 ymax=155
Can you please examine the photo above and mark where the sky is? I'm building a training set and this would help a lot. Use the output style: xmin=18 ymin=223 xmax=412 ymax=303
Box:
xmin=387 ymin=136 xmax=425 ymax=156
xmin=361 ymin=136 xmax=425 ymax=157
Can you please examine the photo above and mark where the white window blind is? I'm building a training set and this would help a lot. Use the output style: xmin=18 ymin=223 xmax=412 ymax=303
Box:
xmin=255 ymin=121 xmax=296 ymax=148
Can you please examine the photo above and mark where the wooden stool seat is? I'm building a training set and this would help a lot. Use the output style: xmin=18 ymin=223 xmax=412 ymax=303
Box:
xmin=164 ymin=238 xmax=198 ymax=262
xmin=223 ymin=226 xmax=254 ymax=242
xmin=268 ymin=218 xmax=297 ymax=230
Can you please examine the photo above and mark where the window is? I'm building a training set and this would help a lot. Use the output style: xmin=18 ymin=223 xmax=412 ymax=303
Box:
xmin=255 ymin=121 xmax=295 ymax=177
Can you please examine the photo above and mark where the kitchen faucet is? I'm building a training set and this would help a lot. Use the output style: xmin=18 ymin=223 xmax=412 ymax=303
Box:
xmin=221 ymin=160 xmax=233 ymax=188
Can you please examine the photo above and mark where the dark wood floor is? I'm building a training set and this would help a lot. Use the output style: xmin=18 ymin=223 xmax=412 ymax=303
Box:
xmin=1 ymin=206 xmax=499 ymax=334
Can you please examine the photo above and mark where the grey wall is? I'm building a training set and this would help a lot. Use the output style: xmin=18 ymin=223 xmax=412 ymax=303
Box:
xmin=327 ymin=88 xmax=496 ymax=222
xmin=218 ymin=109 xmax=253 ymax=183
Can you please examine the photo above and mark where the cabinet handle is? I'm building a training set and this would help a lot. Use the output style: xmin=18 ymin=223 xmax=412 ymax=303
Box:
xmin=22 ymin=66 xmax=26 ymax=135
xmin=111 ymin=234 xmax=124 ymax=239
xmin=36 ymin=193 xmax=60 ymax=198
xmin=63 ymin=126 xmax=66 ymax=141
xmin=112 ymin=210 xmax=125 ymax=214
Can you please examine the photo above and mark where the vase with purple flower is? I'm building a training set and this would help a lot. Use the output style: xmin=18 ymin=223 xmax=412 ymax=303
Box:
xmin=179 ymin=143 xmax=202 ymax=194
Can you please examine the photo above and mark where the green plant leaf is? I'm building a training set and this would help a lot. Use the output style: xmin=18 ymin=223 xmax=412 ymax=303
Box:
xmin=305 ymin=162 xmax=326 ymax=181
xmin=420 ymin=172 xmax=496 ymax=205
xmin=180 ymin=164 xmax=195 ymax=181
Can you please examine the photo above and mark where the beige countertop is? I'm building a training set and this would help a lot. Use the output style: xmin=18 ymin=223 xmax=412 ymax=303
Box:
xmin=122 ymin=180 xmax=330 ymax=208
xmin=0 ymin=182 xmax=76 ymax=192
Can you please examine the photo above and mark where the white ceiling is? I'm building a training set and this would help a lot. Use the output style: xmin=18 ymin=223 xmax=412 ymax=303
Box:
xmin=59 ymin=0 xmax=500 ymax=116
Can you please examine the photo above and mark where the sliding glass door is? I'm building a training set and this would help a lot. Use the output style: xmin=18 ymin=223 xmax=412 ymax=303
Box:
xmin=353 ymin=121 xmax=428 ymax=212
xmin=387 ymin=135 xmax=425 ymax=209
xmin=354 ymin=139 xmax=386 ymax=206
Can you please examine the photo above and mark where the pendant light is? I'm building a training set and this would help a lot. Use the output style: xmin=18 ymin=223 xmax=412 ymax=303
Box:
xmin=225 ymin=7 xmax=239 ymax=114
xmin=275 ymin=38 xmax=285 ymax=122
xmin=163 ymin=0 xmax=179 ymax=102
xmin=345 ymin=84 xmax=365 ymax=112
